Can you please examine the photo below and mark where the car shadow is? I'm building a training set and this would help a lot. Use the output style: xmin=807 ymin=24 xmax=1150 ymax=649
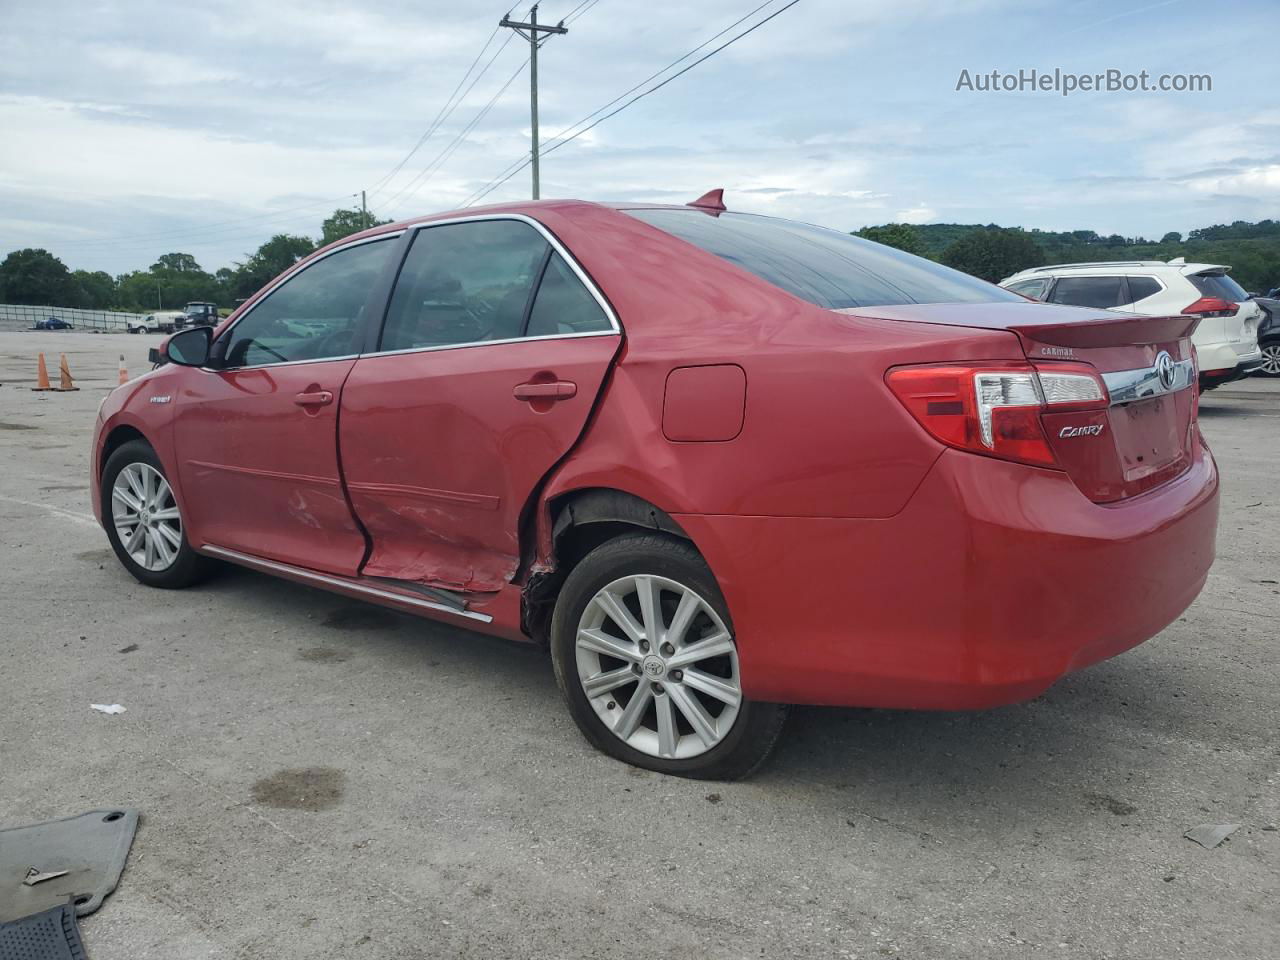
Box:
xmin=194 ymin=563 xmax=1220 ymax=827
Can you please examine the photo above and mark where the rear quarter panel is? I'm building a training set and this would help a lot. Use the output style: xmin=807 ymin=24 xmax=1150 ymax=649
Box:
xmin=534 ymin=204 xmax=1026 ymax=521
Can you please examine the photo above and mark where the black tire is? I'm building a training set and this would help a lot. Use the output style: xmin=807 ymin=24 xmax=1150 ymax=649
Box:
xmin=101 ymin=439 xmax=213 ymax=589
xmin=551 ymin=532 xmax=787 ymax=780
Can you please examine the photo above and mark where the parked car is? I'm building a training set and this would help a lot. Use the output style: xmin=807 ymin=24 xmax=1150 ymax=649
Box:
xmin=183 ymin=301 xmax=220 ymax=326
xmin=128 ymin=311 xmax=187 ymax=334
xmin=1255 ymin=296 xmax=1280 ymax=376
xmin=32 ymin=316 xmax=73 ymax=330
xmin=92 ymin=197 xmax=1219 ymax=779
xmin=1000 ymin=259 xmax=1264 ymax=389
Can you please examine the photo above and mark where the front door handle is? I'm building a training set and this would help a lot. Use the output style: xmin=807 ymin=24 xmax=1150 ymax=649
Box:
xmin=294 ymin=390 xmax=334 ymax=407
xmin=513 ymin=380 xmax=577 ymax=402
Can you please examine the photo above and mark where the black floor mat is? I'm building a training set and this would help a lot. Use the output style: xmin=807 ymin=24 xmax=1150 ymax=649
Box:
xmin=0 ymin=904 xmax=88 ymax=960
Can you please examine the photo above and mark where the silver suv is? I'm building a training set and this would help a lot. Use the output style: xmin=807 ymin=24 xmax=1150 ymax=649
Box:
xmin=1000 ymin=259 xmax=1264 ymax=389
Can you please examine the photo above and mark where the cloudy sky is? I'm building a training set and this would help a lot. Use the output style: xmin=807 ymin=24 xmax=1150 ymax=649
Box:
xmin=1 ymin=0 xmax=1276 ymax=275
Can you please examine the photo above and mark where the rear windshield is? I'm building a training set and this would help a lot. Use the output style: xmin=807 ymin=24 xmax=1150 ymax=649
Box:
xmin=1189 ymin=272 xmax=1247 ymax=302
xmin=624 ymin=209 xmax=1023 ymax=309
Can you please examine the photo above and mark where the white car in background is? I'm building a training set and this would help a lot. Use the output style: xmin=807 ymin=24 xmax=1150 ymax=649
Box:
xmin=1000 ymin=259 xmax=1264 ymax=389
xmin=127 ymin=310 xmax=187 ymax=335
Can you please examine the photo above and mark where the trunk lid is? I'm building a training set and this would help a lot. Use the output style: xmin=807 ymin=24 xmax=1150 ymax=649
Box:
xmin=843 ymin=301 xmax=1201 ymax=502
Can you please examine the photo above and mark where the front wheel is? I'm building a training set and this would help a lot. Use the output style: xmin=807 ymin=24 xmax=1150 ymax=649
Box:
xmin=1259 ymin=340 xmax=1280 ymax=377
xmin=550 ymin=533 xmax=787 ymax=780
xmin=102 ymin=439 xmax=212 ymax=588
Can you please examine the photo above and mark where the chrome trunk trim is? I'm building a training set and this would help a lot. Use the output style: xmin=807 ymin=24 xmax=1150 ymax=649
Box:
xmin=1102 ymin=354 xmax=1195 ymax=406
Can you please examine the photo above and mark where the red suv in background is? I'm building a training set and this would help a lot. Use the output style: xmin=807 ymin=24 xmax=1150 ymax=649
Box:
xmin=91 ymin=195 xmax=1219 ymax=779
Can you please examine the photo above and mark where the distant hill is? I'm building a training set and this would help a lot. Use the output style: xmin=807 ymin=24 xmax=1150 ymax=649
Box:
xmin=877 ymin=220 xmax=1280 ymax=293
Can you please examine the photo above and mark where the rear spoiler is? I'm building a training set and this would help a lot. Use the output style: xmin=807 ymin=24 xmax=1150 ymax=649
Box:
xmin=1007 ymin=313 xmax=1198 ymax=349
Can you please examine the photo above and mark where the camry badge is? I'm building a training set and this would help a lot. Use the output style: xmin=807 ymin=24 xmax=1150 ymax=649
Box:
xmin=1059 ymin=424 xmax=1104 ymax=438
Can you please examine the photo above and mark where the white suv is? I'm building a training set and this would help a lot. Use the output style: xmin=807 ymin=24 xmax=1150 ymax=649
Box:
xmin=1000 ymin=259 xmax=1264 ymax=389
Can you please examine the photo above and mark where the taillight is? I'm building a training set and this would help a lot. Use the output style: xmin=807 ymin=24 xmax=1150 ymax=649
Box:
xmin=1182 ymin=297 xmax=1237 ymax=319
xmin=886 ymin=361 xmax=1108 ymax=467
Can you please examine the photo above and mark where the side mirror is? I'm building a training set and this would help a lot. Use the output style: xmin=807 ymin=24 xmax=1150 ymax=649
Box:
xmin=164 ymin=326 xmax=212 ymax=367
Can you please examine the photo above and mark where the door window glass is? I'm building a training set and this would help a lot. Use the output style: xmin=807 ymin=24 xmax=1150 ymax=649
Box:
xmin=380 ymin=220 xmax=551 ymax=351
xmin=526 ymin=252 xmax=611 ymax=336
xmin=1047 ymin=276 xmax=1127 ymax=308
xmin=222 ymin=239 xmax=393 ymax=367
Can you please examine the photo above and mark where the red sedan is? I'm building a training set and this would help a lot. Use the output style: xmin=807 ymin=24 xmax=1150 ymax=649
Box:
xmin=91 ymin=193 xmax=1218 ymax=779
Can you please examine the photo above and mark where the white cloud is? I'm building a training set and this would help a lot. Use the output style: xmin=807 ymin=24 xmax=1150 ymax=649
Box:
xmin=896 ymin=204 xmax=937 ymax=224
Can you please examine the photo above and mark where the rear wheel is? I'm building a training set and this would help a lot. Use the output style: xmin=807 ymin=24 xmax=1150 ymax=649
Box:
xmin=1260 ymin=339 xmax=1280 ymax=377
xmin=102 ymin=440 xmax=212 ymax=588
xmin=551 ymin=533 xmax=787 ymax=780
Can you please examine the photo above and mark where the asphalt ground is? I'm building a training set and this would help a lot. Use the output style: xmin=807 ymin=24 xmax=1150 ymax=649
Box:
xmin=1 ymin=330 xmax=1277 ymax=959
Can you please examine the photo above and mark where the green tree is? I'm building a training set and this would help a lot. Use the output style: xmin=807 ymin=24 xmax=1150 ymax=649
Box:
xmin=70 ymin=269 xmax=117 ymax=309
xmin=228 ymin=234 xmax=316 ymax=300
xmin=854 ymin=223 xmax=924 ymax=256
xmin=0 ymin=248 xmax=76 ymax=305
xmin=1161 ymin=231 xmax=1182 ymax=244
xmin=320 ymin=208 xmax=391 ymax=246
xmin=151 ymin=252 xmax=203 ymax=274
xmin=940 ymin=228 xmax=1045 ymax=282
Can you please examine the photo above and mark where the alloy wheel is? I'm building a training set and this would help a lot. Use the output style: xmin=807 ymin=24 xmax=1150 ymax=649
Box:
xmin=1261 ymin=343 xmax=1280 ymax=376
xmin=575 ymin=574 xmax=742 ymax=760
xmin=111 ymin=462 xmax=183 ymax=572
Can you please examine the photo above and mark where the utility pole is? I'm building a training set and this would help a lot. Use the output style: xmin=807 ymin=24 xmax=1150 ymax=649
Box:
xmin=360 ymin=190 xmax=368 ymax=229
xmin=499 ymin=4 xmax=567 ymax=199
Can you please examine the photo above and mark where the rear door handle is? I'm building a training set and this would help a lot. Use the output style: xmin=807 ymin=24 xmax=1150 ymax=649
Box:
xmin=513 ymin=380 xmax=577 ymax=401
xmin=294 ymin=390 xmax=334 ymax=407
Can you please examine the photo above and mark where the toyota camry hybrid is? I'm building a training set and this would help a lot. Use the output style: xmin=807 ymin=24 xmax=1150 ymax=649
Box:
xmin=91 ymin=192 xmax=1220 ymax=779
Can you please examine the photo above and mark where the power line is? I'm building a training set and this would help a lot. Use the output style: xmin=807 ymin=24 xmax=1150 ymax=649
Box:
xmin=364 ymin=24 xmax=504 ymax=199
xmin=500 ymin=4 xmax=570 ymax=199
xmin=463 ymin=0 xmax=799 ymax=207
xmin=380 ymin=55 xmax=532 ymax=217
xmin=461 ymin=0 xmax=779 ymax=206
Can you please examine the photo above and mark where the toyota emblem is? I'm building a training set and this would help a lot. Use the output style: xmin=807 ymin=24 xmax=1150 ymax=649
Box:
xmin=1155 ymin=351 xmax=1176 ymax=391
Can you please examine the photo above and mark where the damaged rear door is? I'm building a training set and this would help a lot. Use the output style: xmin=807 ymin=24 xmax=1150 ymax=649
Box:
xmin=337 ymin=216 xmax=621 ymax=593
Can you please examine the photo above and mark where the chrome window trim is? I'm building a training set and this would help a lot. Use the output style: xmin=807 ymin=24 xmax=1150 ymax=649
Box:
xmin=367 ymin=212 xmax=621 ymax=357
xmin=201 ymin=544 xmax=493 ymax=623
xmin=212 ymin=230 xmax=405 ymax=372
xmin=1103 ymin=355 xmax=1196 ymax=406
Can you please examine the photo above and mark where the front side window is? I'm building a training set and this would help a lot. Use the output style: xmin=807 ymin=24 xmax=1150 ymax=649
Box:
xmin=625 ymin=209 xmax=1023 ymax=309
xmin=1047 ymin=276 xmax=1127 ymax=309
xmin=222 ymin=239 xmax=394 ymax=367
xmin=379 ymin=220 xmax=552 ymax=352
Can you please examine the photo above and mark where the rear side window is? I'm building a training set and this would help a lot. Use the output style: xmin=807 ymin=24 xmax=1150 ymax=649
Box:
xmin=625 ymin=209 xmax=1022 ymax=309
xmin=526 ymin=252 xmax=611 ymax=336
xmin=1047 ymin=276 xmax=1127 ymax=309
xmin=1125 ymin=276 xmax=1162 ymax=301
xmin=1189 ymin=272 xmax=1247 ymax=302
xmin=380 ymin=220 xmax=549 ymax=351
xmin=1007 ymin=278 xmax=1049 ymax=300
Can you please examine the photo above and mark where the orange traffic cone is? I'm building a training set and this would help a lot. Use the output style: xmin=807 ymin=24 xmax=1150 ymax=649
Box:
xmin=117 ymin=354 xmax=128 ymax=386
xmin=31 ymin=352 xmax=53 ymax=391
xmin=54 ymin=353 xmax=79 ymax=392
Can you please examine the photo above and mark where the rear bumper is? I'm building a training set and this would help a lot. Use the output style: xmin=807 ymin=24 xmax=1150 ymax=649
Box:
xmin=676 ymin=442 xmax=1218 ymax=709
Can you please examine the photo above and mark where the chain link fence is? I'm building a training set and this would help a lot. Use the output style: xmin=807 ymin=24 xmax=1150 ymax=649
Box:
xmin=0 ymin=304 xmax=147 ymax=332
